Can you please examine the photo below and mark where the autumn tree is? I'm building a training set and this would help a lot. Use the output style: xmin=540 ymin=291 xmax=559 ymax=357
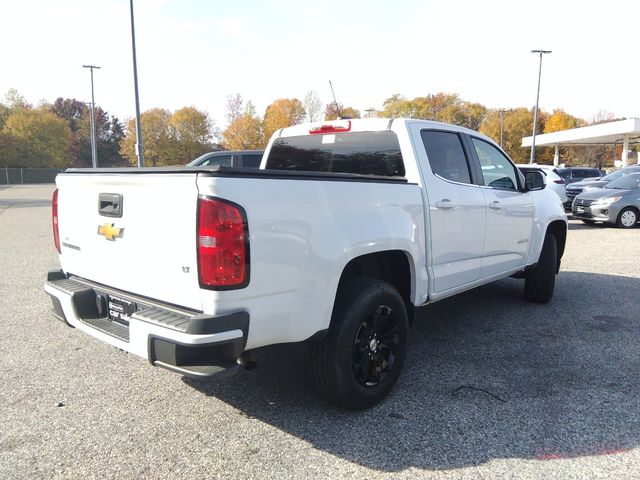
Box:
xmin=263 ymin=98 xmax=305 ymax=142
xmin=222 ymin=102 xmax=266 ymax=150
xmin=379 ymin=92 xmax=486 ymax=130
xmin=2 ymin=107 xmax=72 ymax=167
xmin=544 ymin=109 xmax=581 ymax=133
xmin=324 ymin=103 xmax=360 ymax=120
xmin=302 ymin=91 xmax=323 ymax=122
xmin=3 ymin=89 xmax=30 ymax=110
xmin=439 ymin=102 xmax=487 ymax=131
xmin=480 ymin=108 xmax=539 ymax=164
xmin=48 ymin=98 xmax=125 ymax=167
xmin=50 ymin=97 xmax=86 ymax=133
xmin=120 ymin=108 xmax=177 ymax=166
xmin=170 ymin=106 xmax=213 ymax=163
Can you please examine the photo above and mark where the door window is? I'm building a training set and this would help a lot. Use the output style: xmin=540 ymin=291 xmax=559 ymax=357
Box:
xmin=471 ymin=138 xmax=518 ymax=191
xmin=420 ymin=131 xmax=472 ymax=184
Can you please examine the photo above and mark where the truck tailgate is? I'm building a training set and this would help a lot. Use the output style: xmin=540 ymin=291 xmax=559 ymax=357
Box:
xmin=56 ymin=172 xmax=202 ymax=310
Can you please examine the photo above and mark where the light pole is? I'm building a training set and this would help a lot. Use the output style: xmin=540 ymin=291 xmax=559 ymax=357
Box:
xmin=130 ymin=0 xmax=144 ymax=167
xmin=530 ymin=49 xmax=551 ymax=164
xmin=498 ymin=109 xmax=507 ymax=148
xmin=82 ymin=64 xmax=100 ymax=168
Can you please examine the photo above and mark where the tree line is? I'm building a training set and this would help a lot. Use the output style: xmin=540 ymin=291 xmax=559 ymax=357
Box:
xmin=0 ymin=88 xmax=629 ymax=169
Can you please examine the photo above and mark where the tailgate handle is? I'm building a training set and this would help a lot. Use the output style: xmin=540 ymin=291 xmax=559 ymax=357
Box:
xmin=99 ymin=193 xmax=123 ymax=218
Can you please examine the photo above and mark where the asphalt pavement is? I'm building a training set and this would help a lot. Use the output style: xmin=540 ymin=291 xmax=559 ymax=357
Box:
xmin=1 ymin=184 xmax=639 ymax=479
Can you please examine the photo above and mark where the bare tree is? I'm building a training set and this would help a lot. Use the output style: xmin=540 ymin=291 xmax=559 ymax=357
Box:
xmin=225 ymin=94 xmax=244 ymax=124
xmin=303 ymin=91 xmax=323 ymax=122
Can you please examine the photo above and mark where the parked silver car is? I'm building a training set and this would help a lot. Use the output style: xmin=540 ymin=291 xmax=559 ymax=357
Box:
xmin=572 ymin=173 xmax=640 ymax=228
xmin=565 ymin=165 xmax=640 ymax=210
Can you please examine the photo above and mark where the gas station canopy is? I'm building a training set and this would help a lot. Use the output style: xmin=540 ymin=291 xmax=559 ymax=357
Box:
xmin=522 ymin=118 xmax=640 ymax=167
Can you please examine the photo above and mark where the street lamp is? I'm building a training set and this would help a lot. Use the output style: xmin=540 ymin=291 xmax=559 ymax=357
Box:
xmin=530 ymin=49 xmax=551 ymax=164
xmin=82 ymin=64 xmax=100 ymax=168
xmin=129 ymin=0 xmax=144 ymax=167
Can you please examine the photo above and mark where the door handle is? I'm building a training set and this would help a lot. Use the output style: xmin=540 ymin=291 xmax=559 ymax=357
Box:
xmin=435 ymin=199 xmax=455 ymax=210
xmin=488 ymin=201 xmax=502 ymax=210
xmin=98 ymin=193 xmax=123 ymax=217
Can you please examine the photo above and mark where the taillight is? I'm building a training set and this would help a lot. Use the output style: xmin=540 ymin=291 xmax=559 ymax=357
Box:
xmin=309 ymin=120 xmax=351 ymax=134
xmin=554 ymin=179 xmax=566 ymax=185
xmin=52 ymin=188 xmax=61 ymax=253
xmin=197 ymin=196 xmax=249 ymax=289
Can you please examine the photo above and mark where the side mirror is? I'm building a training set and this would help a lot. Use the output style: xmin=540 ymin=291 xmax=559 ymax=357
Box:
xmin=524 ymin=170 xmax=546 ymax=191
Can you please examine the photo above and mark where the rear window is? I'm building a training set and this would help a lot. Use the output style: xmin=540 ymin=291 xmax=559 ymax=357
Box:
xmin=266 ymin=131 xmax=405 ymax=177
xmin=556 ymin=168 xmax=571 ymax=180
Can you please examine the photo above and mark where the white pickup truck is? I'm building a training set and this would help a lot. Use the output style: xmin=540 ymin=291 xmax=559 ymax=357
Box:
xmin=45 ymin=118 xmax=567 ymax=409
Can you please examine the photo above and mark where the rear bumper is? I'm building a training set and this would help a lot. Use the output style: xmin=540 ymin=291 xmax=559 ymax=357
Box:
xmin=44 ymin=270 xmax=248 ymax=380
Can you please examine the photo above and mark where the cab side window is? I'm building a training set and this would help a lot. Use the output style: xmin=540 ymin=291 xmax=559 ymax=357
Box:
xmin=421 ymin=130 xmax=472 ymax=184
xmin=200 ymin=155 xmax=232 ymax=167
xmin=242 ymin=154 xmax=262 ymax=168
xmin=471 ymin=138 xmax=518 ymax=191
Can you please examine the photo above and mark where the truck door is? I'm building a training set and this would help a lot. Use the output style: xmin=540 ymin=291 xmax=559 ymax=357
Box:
xmin=416 ymin=129 xmax=486 ymax=293
xmin=468 ymin=137 xmax=534 ymax=277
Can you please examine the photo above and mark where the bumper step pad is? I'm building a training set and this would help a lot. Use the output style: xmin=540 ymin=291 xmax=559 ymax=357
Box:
xmin=45 ymin=273 xmax=250 ymax=381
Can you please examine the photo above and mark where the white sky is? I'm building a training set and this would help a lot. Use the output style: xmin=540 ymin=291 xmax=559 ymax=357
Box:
xmin=2 ymin=0 xmax=639 ymax=130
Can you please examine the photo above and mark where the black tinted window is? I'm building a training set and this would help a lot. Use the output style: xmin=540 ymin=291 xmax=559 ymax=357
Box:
xmin=266 ymin=131 xmax=404 ymax=177
xmin=557 ymin=169 xmax=571 ymax=180
xmin=242 ymin=154 xmax=262 ymax=168
xmin=420 ymin=131 xmax=471 ymax=184
xmin=590 ymin=170 xmax=602 ymax=177
xmin=574 ymin=169 xmax=589 ymax=178
xmin=199 ymin=155 xmax=232 ymax=167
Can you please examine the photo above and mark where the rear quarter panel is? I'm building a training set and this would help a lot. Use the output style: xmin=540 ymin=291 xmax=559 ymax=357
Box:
xmin=196 ymin=175 xmax=426 ymax=349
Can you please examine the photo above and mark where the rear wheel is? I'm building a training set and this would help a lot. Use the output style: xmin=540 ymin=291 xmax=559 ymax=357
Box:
xmin=524 ymin=234 xmax=557 ymax=304
xmin=617 ymin=207 xmax=638 ymax=229
xmin=310 ymin=278 xmax=409 ymax=410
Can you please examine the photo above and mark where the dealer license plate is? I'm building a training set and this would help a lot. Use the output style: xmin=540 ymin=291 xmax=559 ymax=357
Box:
xmin=576 ymin=207 xmax=585 ymax=213
xmin=107 ymin=295 xmax=136 ymax=325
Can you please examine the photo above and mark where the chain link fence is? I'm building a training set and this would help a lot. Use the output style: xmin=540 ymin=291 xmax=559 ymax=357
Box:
xmin=0 ymin=168 xmax=65 ymax=185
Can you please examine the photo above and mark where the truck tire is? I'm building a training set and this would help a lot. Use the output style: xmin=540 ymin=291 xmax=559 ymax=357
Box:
xmin=524 ymin=233 xmax=557 ymax=303
xmin=310 ymin=278 xmax=409 ymax=410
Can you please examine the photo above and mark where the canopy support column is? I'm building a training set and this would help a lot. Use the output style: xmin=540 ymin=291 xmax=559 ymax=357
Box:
xmin=553 ymin=145 xmax=559 ymax=166
xmin=622 ymin=135 xmax=629 ymax=167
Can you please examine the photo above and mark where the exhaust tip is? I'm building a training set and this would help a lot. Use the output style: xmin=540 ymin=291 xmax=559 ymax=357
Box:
xmin=238 ymin=353 xmax=257 ymax=371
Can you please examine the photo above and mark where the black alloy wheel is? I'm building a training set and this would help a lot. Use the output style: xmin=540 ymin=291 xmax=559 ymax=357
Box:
xmin=310 ymin=278 xmax=409 ymax=410
xmin=352 ymin=305 xmax=400 ymax=387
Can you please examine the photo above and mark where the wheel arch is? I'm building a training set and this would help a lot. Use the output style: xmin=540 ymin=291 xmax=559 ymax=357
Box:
xmin=546 ymin=220 xmax=567 ymax=272
xmin=334 ymin=250 xmax=415 ymax=324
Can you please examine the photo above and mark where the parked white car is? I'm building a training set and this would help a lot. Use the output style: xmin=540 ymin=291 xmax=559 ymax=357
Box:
xmin=516 ymin=164 xmax=568 ymax=203
xmin=45 ymin=118 xmax=567 ymax=409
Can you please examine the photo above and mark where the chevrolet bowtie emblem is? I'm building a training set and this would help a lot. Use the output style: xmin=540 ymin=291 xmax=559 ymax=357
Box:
xmin=98 ymin=223 xmax=124 ymax=241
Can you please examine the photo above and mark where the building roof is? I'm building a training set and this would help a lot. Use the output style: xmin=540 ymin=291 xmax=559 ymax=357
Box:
xmin=522 ymin=118 xmax=640 ymax=147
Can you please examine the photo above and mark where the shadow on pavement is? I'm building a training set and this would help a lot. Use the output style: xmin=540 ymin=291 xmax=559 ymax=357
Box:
xmin=0 ymin=199 xmax=51 ymax=209
xmin=567 ymin=221 xmax=610 ymax=231
xmin=185 ymin=271 xmax=640 ymax=471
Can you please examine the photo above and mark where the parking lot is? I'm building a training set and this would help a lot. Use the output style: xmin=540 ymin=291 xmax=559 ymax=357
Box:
xmin=1 ymin=184 xmax=639 ymax=479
